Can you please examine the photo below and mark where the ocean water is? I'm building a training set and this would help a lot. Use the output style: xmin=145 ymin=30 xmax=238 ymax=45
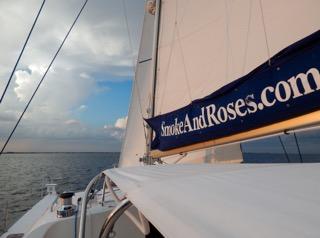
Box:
xmin=0 ymin=152 xmax=119 ymax=234
xmin=0 ymin=152 xmax=319 ymax=235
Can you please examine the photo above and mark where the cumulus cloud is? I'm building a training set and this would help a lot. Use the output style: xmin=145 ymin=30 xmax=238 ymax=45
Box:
xmin=0 ymin=0 xmax=145 ymax=151
xmin=102 ymin=116 xmax=128 ymax=141
xmin=14 ymin=65 xmax=46 ymax=102
xmin=114 ymin=116 xmax=128 ymax=129
xmin=103 ymin=125 xmax=125 ymax=140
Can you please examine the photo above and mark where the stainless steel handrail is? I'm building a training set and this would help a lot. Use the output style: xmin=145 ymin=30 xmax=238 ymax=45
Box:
xmin=105 ymin=177 xmax=124 ymax=203
xmin=78 ymin=173 xmax=104 ymax=238
xmin=99 ymin=199 xmax=132 ymax=238
xmin=105 ymin=176 xmax=149 ymax=235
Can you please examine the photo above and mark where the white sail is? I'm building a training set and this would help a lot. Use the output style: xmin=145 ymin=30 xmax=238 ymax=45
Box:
xmin=155 ymin=0 xmax=320 ymax=115
xmin=120 ymin=0 xmax=244 ymax=165
xmin=119 ymin=9 xmax=155 ymax=167
xmin=147 ymin=0 xmax=320 ymax=160
xmin=121 ymin=0 xmax=320 ymax=165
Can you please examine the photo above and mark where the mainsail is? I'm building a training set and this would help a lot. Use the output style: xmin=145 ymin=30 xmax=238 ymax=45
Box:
xmin=148 ymin=30 xmax=320 ymax=153
xmin=120 ymin=0 xmax=320 ymax=165
xmin=148 ymin=0 xmax=320 ymax=157
xmin=154 ymin=0 xmax=320 ymax=115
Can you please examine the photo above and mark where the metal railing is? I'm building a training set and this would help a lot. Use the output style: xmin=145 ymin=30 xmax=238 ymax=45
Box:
xmin=98 ymin=199 xmax=132 ymax=238
xmin=78 ymin=173 xmax=150 ymax=238
xmin=103 ymin=176 xmax=149 ymax=236
xmin=78 ymin=173 xmax=105 ymax=238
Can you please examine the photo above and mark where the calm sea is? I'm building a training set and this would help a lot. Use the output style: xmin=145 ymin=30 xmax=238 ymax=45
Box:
xmin=0 ymin=152 xmax=319 ymax=234
xmin=0 ymin=152 xmax=119 ymax=234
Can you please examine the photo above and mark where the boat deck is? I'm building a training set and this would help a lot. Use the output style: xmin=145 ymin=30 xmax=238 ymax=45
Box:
xmin=105 ymin=163 xmax=320 ymax=238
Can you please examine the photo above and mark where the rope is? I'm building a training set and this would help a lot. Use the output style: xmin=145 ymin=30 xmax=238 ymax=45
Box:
xmin=121 ymin=0 xmax=148 ymax=143
xmin=259 ymin=0 xmax=271 ymax=65
xmin=0 ymin=0 xmax=46 ymax=104
xmin=278 ymin=136 xmax=290 ymax=163
xmin=0 ymin=0 xmax=89 ymax=156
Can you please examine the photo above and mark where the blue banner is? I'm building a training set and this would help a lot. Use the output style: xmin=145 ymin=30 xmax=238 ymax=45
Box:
xmin=146 ymin=30 xmax=320 ymax=151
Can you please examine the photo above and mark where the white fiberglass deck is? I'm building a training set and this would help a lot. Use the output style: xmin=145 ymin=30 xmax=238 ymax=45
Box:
xmin=104 ymin=163 xmax=320 ymax=238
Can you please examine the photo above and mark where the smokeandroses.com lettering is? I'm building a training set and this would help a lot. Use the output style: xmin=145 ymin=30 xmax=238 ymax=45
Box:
xmin=161 ymin=67 xmax=320 ymax=137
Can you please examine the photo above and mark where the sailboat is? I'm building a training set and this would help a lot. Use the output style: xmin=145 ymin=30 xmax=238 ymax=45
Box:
xmin=2 ymin=0 xmax=320 ymax=237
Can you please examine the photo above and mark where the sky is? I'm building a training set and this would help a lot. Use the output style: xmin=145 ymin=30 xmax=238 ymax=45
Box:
xmin=0 ymin=0 xmax=319 ymax=154
xmin=0 ymin=0 xmax=144 ymax=152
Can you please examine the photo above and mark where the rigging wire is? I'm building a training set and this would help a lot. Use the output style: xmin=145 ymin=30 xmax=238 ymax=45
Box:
xmin=158 ymin=0 xmax=190 ymax=115
xmin=278 ymin=136 xmax=290 ymax=163
xmin=121 ymin=0 xmax=148 ymax=143
xmin=0 ymin=0 xmax=46 ymax=104
xmin=158 ymin=0 xmax=179 ymax=114
xmin=259 ymin=0 xmax=271 ymax=65
xmin=176 ymin=21 xmax=193 ymax=102
xmin=0 ymin=0 xmax=89 ymax=156
xmin=293 ymin=132 xmax=303 ymax=163
xmin=176 ymin=42 xmax=193 ymax=103
xmin=242 ymin=0 xmax=253 ymax=74
xmin=121 ymin=0 xmax=136 ymax=73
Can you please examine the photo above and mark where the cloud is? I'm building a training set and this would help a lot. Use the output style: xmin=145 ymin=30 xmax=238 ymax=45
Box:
xmin=14 ymin=65 xmax=46 ymax=102
xmin=0 ymin=110 xmax=18 ymax=122
xmin=102 ymin=116 xmax=128 ymax=140
xmin=0 ymin=0 xmax=145 ymax=151
xmin=114 ymin=116 xmax=128 ymax=129
xmin=103 ymin=125 xmax=125 ymax=140
xmin=78 ymin=105 xmax=87 ymax=111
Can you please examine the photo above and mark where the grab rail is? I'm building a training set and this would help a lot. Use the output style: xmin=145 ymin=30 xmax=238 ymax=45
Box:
xmin=99 ymin=199 xmax=132 ymax=238
xmin=79 ymin=173 xmax=149 ymax=238
xmin=78 ymin=173 xmax=104 ymax=238
xmin=105 ymin=175 xmax=150 ymax=235
xmin=105 ymin=177 xmax=124 ymax=203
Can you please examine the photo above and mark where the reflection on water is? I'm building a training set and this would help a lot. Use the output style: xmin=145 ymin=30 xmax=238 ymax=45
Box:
xmin=0 ymin=152 xmax=119 ymax=233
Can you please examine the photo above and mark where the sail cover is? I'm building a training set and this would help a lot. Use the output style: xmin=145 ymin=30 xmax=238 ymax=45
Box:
xmin=146 ymin=30 xmax=320 ymax=151
xmin=104 ymin=163 xmax=320 ymax=238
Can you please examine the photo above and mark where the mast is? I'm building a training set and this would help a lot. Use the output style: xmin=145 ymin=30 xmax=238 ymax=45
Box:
xmin=146 ymin=0 xmax=161 ymax=163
